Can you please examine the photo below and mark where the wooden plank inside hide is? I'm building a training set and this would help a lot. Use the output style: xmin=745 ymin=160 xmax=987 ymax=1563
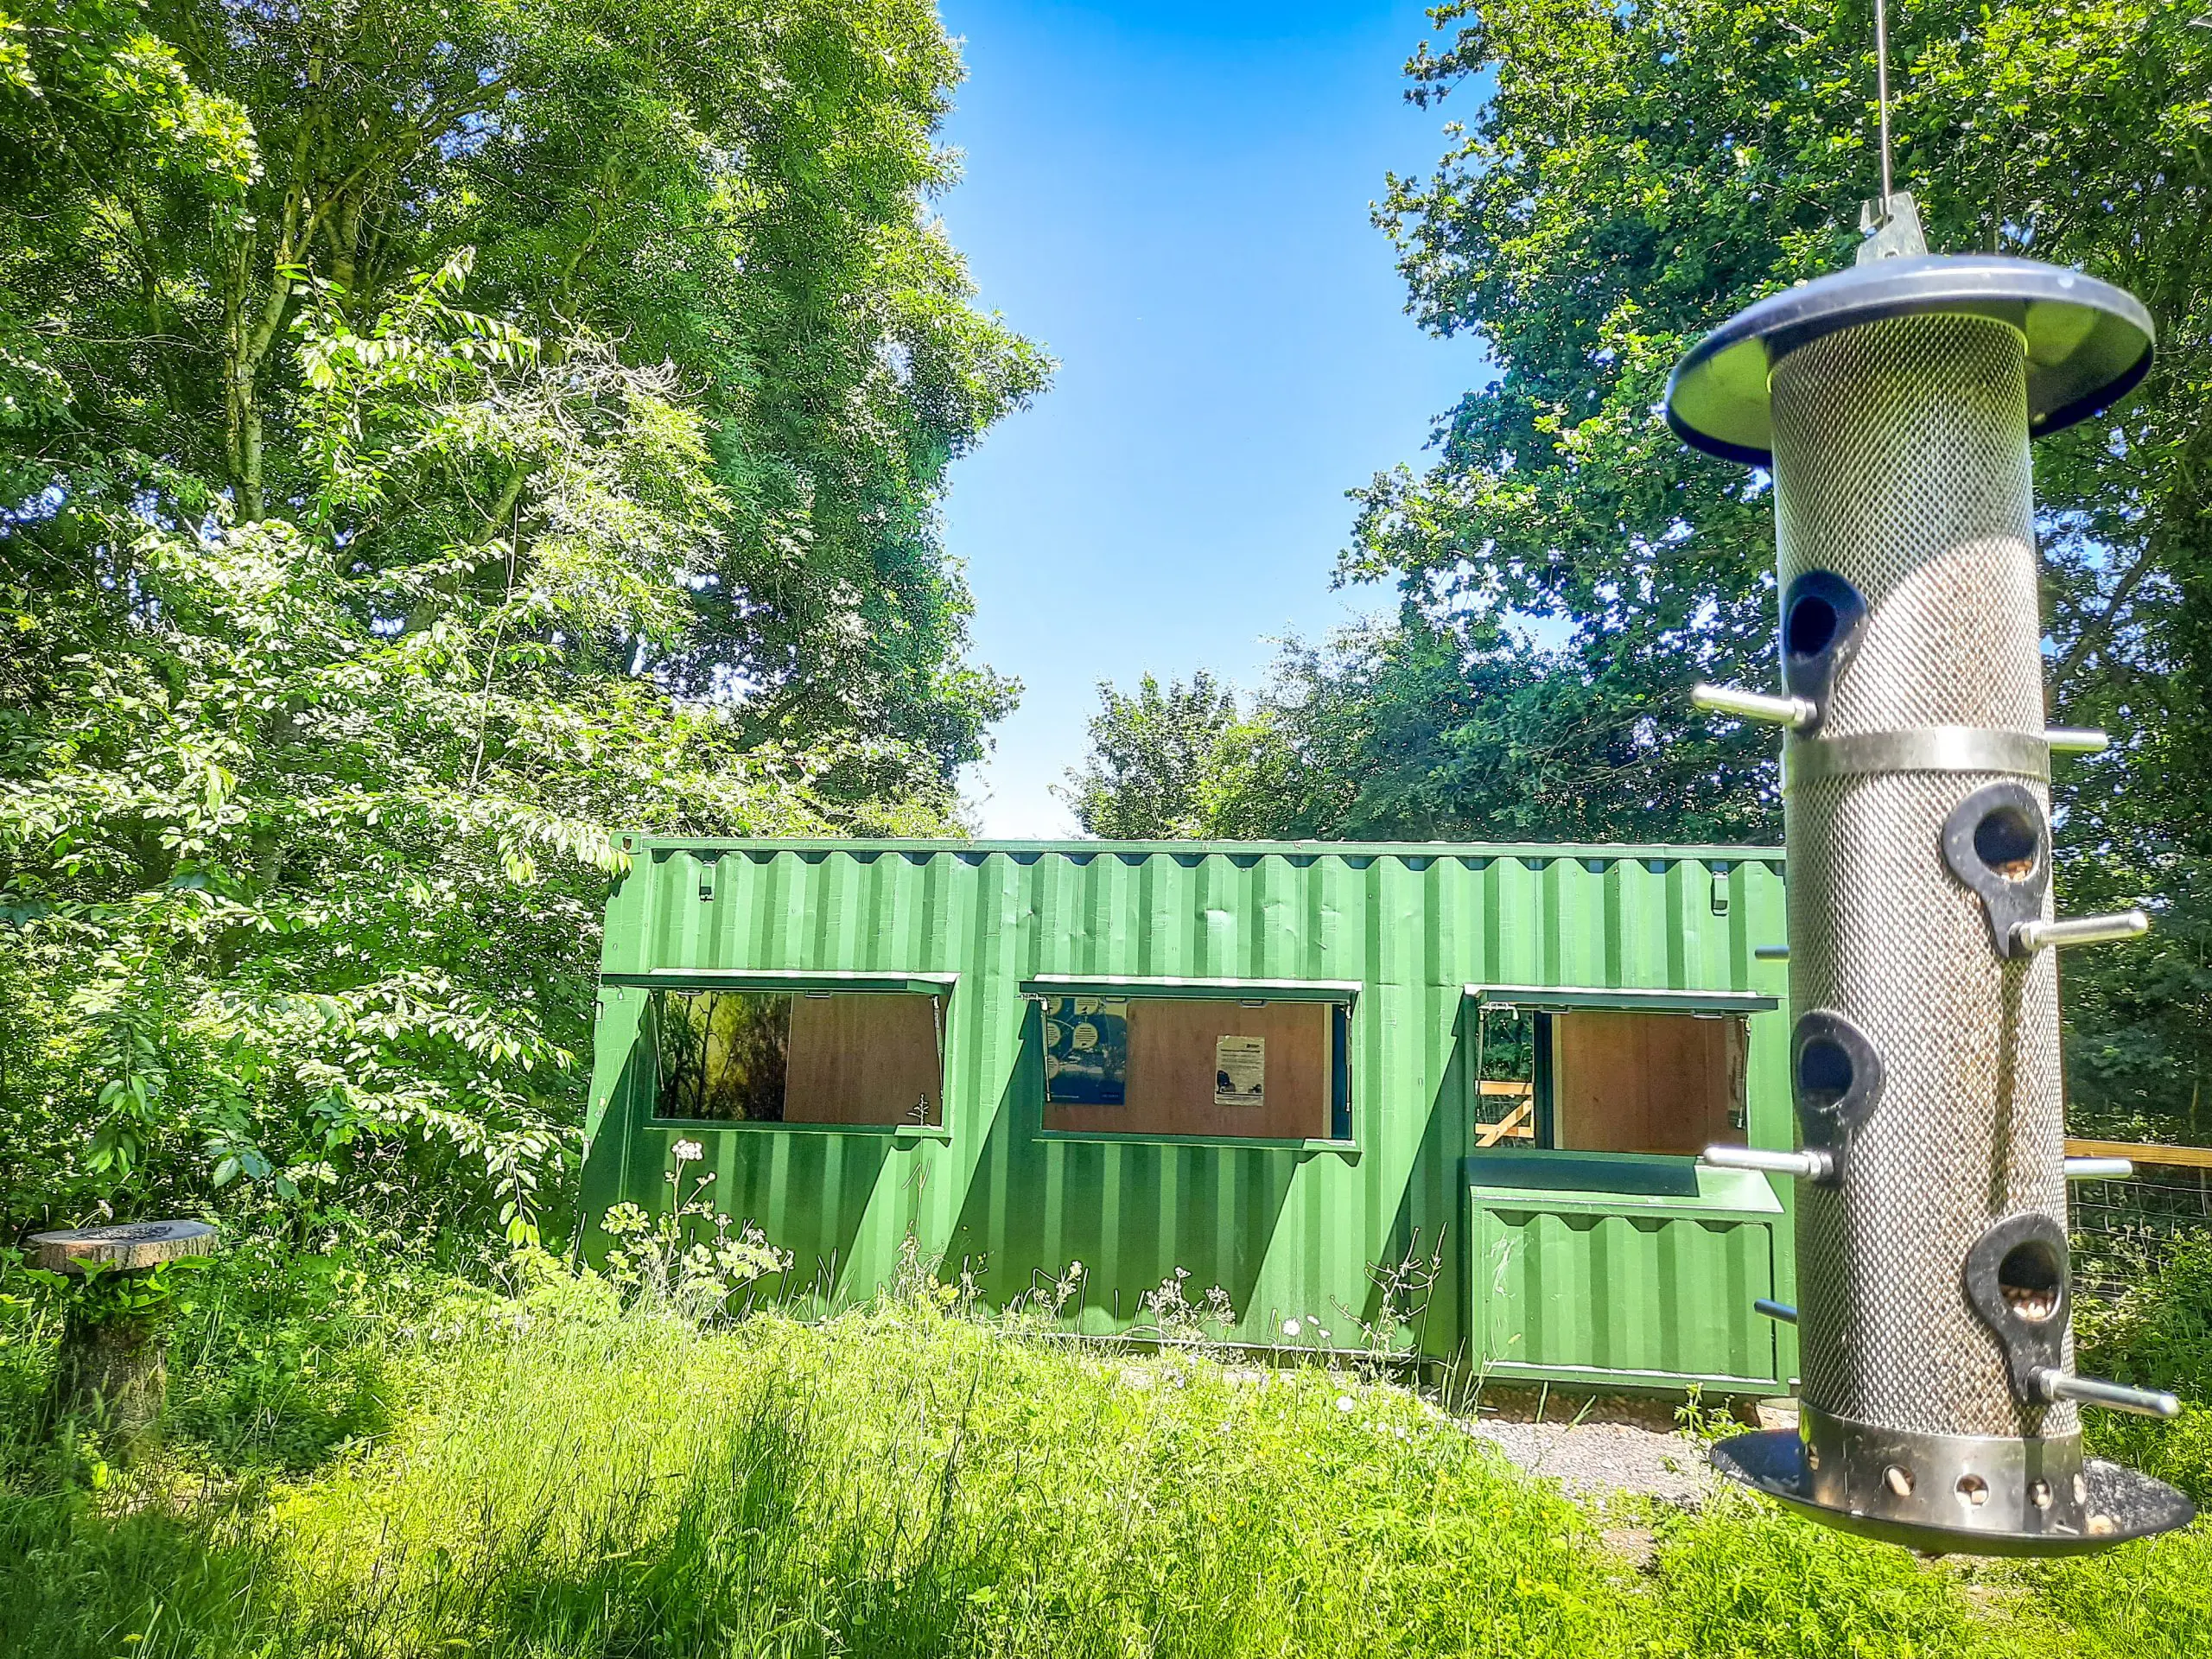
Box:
xmin=1476 ymin=1101 xmax=1535 ymax=1147
xmin=1552 ymin=1011 xmax=1744 ymax=1156
xmin=784 ymin=994 xmax=943 ymax=1125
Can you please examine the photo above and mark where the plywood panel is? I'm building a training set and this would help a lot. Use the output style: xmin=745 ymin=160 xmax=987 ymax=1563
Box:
xmin=784 ymin=994 xmax=943 ymax=1125
xmin=1044 ymin=999 xmax=1331 ymax=1139
xmin=1553 ymin=1012 xmax=1744 ymax=1155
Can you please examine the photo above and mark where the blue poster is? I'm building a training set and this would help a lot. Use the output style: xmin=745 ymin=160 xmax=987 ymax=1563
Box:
xmin=1041 ymin=995 xmax=1128 ymax=1105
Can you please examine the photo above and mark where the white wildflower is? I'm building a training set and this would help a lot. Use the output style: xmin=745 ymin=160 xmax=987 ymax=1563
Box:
xmin=1282 ymin=1319 xmax=1301 ymax=1337
xmin=1336 ymin=1395 xmax=1356 ymax=1413
xmin=672 ymin=1139 xmax=704 ymax=1163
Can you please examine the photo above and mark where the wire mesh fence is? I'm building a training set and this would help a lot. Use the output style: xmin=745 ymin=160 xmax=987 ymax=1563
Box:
xmin=2069 ymin=1152 xmax=2212 ymax=1295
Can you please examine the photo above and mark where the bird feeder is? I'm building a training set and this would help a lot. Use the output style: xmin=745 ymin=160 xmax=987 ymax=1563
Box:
xmin=1666 ymin=199 xmax=2194 ymax=1554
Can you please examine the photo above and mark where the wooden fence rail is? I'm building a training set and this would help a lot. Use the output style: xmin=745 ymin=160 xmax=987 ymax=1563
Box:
xmin=2065 ymin=1137 xmax=2212 ymax=1171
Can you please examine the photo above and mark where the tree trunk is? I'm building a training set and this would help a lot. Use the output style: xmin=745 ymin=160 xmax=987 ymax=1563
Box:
xmin=222 ymin=123 xmax=318 ymax=523
xmin=48 ymin=1306 xmax=168 ymax=1452
xmin=223 ymin=234 xmax=276 ymax=524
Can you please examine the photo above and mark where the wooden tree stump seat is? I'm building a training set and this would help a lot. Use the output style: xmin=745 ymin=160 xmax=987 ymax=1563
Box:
xmin=31 ymin=1220 xmax=220 ymax=1452
xmin=29 ymin=1219 xmax=219 ymax=1274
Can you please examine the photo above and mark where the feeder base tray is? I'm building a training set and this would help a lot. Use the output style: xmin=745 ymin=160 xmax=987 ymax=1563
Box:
xmin=1711 ymin=1428 xmax=2194 ymax=1555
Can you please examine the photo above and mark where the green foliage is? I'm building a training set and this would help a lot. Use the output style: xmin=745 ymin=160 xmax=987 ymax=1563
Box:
xmin=2082 ymin=1236 xmax=2212 ymax=1405
xmin=1651 ymin=1493 xmax=2004 ymax=1659
xmin=2018 ymin=1528 xmax=2212 ymax=1659
xmin=2076 ymin=1234 xmax=2212 ymax=1503
xmin=3 ymin=273 xmax=954 ymax=1243
xmin=18 ymin=1253 xmax=213 ymax=1331
xmin=128 ymin=1241 xmax=417 ymax=1473
xmin=1 ymin=0 xmax=1046 ymax=1243
xmin=1058 ymin=671 xmax=1260 ymax=839
xmin=597 ymin=1145 xmax=794 ymax=1314
xmin=0 ymin=0 xmax=257 ymax=432
xmin=1361 ymin=0 xmax=2210 ymax=725
xmin=1352 ymin=0 xmax=2210 ymax=1132
xmin=3 ymin=0 xmax=1048 ymax=764
xmin=0 ymin=1262 xmax=1622 ymax=1656
xmin=12 ymin=1247 xmax=2181 ymax=1658
xmin=2057 ymin=859 xmax=2212 ymax=1143
xmin=0 ymin=1239 xmax=422 ymax=1484
xmin=2016 ymin=1231 xmax=2212 ymax=1658
xmin=1067 ymin=620 xmax=1782 ymax=843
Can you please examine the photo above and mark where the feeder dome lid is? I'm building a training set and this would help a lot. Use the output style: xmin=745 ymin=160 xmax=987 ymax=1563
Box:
xmin=1665 ymin=254 xmax=2153 ymax=467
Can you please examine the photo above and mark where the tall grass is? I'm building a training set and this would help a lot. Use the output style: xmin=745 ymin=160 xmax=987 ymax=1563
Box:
xmin=0 ymin=1254 xmax=2205 ymax=1657
xmin=2079 ymin=1233 xmax=2212 ymax=1506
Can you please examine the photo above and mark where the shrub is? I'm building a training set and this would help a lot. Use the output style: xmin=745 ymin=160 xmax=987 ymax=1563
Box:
xmin=2077 ymin=1234 xmax=2212 ymax=1503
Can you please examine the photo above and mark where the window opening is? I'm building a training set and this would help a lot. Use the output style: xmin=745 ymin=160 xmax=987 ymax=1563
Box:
xmin=1039 ymin=995 xmax=1348 ymax=1140
xmin=652 ymin=989 xmax=943 ymax=1126
xmin=1473 ymin=1004 xmax=1542 ymax=1147
xmin=1475 ymin=1004 xmax=1748 ymax=1157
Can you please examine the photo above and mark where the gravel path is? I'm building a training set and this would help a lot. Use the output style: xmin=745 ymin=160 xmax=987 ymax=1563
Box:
xmin=1466 ymin=1417 xmax=1723 ymax=1506
xmin=1460 ymin=1398 xmax=1796 ymax=1508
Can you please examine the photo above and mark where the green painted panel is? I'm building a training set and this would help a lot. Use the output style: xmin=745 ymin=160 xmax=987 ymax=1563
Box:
xmin=1469 ymin=1198 xmax=1781 ymax=1389
xmin=584 ymin=837 xmax=1792 ymax=1381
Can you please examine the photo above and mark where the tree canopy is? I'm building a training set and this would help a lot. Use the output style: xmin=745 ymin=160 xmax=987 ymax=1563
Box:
xmin=1058 ymin=672 xmax=1249 ymax=840
xmin=0 ymin=0 xmax=1046 ymax=1243
xmin=1070 ymin=0 xmax=2209 ymax=1138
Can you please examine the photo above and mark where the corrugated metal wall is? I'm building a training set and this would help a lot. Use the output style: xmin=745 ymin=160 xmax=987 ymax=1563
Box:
xmin=1468 ymin=1179 xmax=1783 ymax=1389
xmin=583 ymin=840 xmax=1792 ymax=1379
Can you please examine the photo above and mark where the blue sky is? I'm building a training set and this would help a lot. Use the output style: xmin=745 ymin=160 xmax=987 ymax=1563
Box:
xmin=935 ymin=0 xmax=1491 ymax=836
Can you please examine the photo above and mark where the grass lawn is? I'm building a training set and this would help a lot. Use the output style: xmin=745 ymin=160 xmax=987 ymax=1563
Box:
xmin=0 ymin=1248 xmax=2206 ymax=1657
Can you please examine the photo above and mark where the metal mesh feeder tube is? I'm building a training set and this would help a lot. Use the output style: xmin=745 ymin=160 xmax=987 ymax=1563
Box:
xmin=1667 ymin=253 xmax=2190 ymax=1555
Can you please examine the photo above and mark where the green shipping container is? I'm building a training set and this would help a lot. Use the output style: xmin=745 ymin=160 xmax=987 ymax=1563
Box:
xmin=583 ymin=838 xmax=1799 ymax=1394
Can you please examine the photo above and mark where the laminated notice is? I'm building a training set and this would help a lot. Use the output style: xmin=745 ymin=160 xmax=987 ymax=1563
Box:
xmin=1214 ymin=1036 xmax=1265 ymax=1107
